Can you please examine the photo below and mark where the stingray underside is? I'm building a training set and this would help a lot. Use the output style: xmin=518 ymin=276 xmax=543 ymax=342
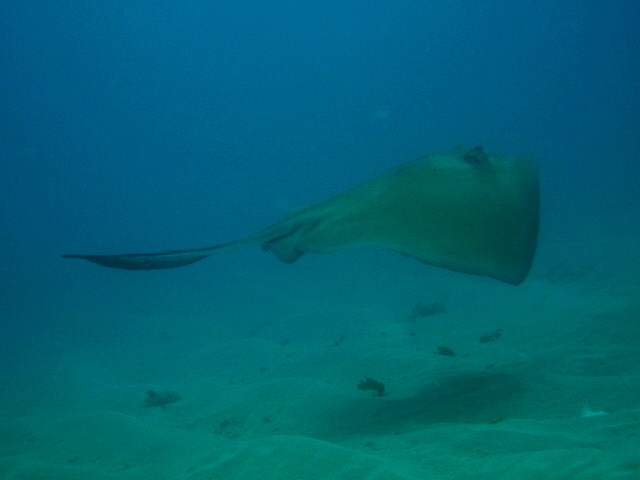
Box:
xmin=260 ymin=146 xmax=539 ymax=284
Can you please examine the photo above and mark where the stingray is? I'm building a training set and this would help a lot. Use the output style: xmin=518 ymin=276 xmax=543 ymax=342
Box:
xmin=62 ymin=146 xmax=539 ymax=285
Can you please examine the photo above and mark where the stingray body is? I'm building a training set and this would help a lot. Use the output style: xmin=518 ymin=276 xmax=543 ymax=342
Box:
xmin=62 ymin=146 xmax=539 ymax=285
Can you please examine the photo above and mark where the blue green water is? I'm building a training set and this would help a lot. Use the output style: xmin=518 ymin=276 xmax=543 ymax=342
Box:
xmin=1 ymin=2 xmax=639 ymax=479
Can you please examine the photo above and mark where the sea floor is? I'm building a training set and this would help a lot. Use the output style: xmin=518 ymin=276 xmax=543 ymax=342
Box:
xmin=1 ymin=236 xmax=639 ymax=479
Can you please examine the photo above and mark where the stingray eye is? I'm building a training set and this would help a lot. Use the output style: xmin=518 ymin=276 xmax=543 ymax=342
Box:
xmin=463 ymin=146 xmax=489 ymax=166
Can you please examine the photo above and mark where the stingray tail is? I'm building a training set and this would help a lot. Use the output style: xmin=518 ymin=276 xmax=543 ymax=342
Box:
xmin=60 ymin=219 xmax=307 ymax=270
xmin=60 ymin=252 xmax=212 ymax=270
xmin=60 ymin=233 xmax=259 ymax=270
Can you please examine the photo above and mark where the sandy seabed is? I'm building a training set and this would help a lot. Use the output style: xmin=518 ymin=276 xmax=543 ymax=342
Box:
xmin=1 ymin=238 xmax=639 ymax=480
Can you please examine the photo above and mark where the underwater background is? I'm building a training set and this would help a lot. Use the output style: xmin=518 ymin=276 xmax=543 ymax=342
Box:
xmin=1 ymin=1 xmax=639 ymax=479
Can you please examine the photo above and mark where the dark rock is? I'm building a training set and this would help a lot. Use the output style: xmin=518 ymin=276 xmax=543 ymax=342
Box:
xmin=141 ymin=390 xmax=181 ymax=408
xmin=357 ymin=377 xmax=385 ymax=397
xmin=436 ymin=346 xmax=456 ymax=357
